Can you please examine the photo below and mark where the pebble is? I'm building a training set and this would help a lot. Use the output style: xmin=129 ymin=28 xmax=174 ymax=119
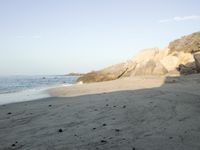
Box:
xmin=7 ymin=112 xmax=12 ymax=115
xmin=102 ymin=123 xmax=107 ymax=126
xmin=100 ymin=140 xmax=107 ymax=143
xmin=58 ymin=129 xmax=63 ymax=133
xmin=115 ymin=129 xmax=120 ymax=132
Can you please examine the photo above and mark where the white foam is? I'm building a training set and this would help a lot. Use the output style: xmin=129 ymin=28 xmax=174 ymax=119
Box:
xmin=0 ymin=87 xmax=50 ymax=105
xmin=0 ymin=83 xmax=74 ymax=105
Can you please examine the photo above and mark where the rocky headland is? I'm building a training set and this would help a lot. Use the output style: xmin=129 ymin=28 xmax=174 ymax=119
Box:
xmin=78 ymin=32 xmax=200 ymax=83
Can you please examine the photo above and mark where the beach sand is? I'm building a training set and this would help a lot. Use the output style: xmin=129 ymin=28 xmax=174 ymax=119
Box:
xmin=0 ymin=75 xmax=200 ymax=150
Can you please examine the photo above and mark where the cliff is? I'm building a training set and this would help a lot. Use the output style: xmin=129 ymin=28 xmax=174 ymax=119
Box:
xmin=78 ymin=32 xmax=200 ymax=83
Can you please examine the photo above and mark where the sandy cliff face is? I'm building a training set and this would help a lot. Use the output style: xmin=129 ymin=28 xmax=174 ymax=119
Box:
xmin=78 ymin=32 xmax=200 ymax=83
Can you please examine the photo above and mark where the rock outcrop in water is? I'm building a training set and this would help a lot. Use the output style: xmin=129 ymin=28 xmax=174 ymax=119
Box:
xmin=78 ymin=32 xmax=200 ymax=83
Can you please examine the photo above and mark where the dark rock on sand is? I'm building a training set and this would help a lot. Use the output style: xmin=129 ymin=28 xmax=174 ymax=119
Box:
xmin=100 ymin=140 xmax=107 ymax=143
xmin=177 ymin=63 xmax=197 ymax=75
xmin=115 ymin=129 xmax=120 ymax=132
xmin=194 ymin=52 xmax=200 ymax=72
xmin=58 ymin=129 xmax=63 ymax=133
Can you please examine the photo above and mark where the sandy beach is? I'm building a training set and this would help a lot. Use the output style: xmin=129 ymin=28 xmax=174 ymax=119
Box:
xmin=0 ymin=75 xmax=200 ymax=150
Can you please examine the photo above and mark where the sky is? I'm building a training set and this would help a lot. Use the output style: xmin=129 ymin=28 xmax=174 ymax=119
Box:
xmin=0 ymin=0 xmax=200 ymax=75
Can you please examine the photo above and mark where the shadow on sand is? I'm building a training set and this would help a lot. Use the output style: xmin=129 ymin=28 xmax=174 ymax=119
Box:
xmin=0 ymin=74 xmax=200 ymax=150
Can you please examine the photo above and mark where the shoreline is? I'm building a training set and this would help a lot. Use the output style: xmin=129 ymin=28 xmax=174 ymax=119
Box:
xmin=0 ymin=87 xmax=50 ymax=105
xmin=48 ymin=76 xmax=167 ymax=97
xmin=0 ymin=83 xmax=73 ymax=105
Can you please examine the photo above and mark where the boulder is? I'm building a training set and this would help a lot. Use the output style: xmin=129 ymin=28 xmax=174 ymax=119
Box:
xmin=153 ymin=62 xmax=168 ymax=75
xmin=77 ymin=63 xmax=128 ymax=83
xmin=194 ymin=52 xmax=200 ymax=72
xmin=130 ymin=48 xmax=167 ymax=63
xmin=177 ymin=62 xmax=197 ymax=75
xmin=160 ymin=55 xmax=179 ymax=71
xmin=134 ymin=59 xmax=156 ymax=75
xmin=133 ymin=59 xmax=167 ymax=76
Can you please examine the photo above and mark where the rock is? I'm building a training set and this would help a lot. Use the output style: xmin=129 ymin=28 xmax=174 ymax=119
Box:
xmin=134 ymin=59 xmax=167 ymax=75
xmin=58 ymin=129 xmax=63 ymax=133
xmin=177 ymin=63 xmax=197 ymax=75
xmin=169 ymin=32 xmax=200 ymax=54
xmin=153 ymin=61 xmax=168 ymax=75
xmin=194 ymin=52 xmax=200 ymax=72
xmin=100 ymin=140 xmax=107 ymax=143
xmin=130 ymin=48 xmax=167 ymax=63
xmin=177 ymin=52 xmax=194 ymax=65
xmin=65 ymin=73 xmax=84 ymax=76
xmin=134 ymin=59 xmax=156 ymax=75
xmin=161 ymin=55 xmax=179 ymax=71
xmin=115 ymin=129 xmax=120 ymax=132
xmin=165 ymin=77 xmax=178 ymax=83
xmin=77 ymin=63 xmax=128 ymax=83
xmin=77 ymin=32 xmax=200 ymax=83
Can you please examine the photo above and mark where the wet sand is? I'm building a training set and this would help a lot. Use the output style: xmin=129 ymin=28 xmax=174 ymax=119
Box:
xmin=0 ymin=75 xmax=200 ymax=150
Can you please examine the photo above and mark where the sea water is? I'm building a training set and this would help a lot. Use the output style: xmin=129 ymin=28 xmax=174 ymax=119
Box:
xmin=0 ymin=75 xmax=79 ymax=105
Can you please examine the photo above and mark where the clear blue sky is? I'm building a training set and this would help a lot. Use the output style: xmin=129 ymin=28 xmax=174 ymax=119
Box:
xmin=0 ymin=0 xmax=200 ymax=75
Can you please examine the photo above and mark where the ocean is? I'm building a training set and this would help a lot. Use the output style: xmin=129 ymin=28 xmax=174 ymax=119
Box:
xmin=0 ymin=75 xmax=79 ymax=105
xmin=0 ymin=75 xmax=79 ymax=94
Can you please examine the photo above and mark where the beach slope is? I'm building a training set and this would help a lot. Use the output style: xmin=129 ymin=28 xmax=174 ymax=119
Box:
xmin=0 ymin=75 xmax=200 ymax=150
